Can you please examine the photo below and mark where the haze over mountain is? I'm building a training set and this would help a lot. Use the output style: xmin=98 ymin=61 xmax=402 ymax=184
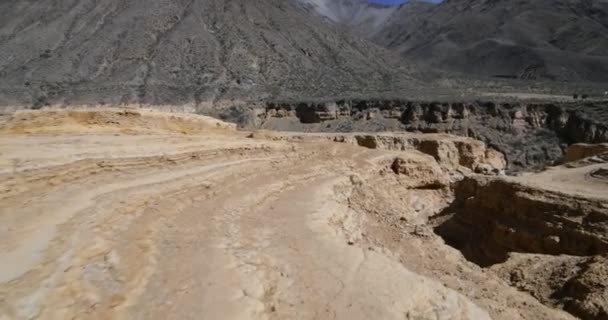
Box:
xmin=0 ymin=0 xmax=422 ymax=107
xmin=376 ymin=0 xmax=608 ymax=81
xmin=302 ymin=0 xmax=608 ymax=82
xmin=295 ymin=0 xmax=400 ymax=35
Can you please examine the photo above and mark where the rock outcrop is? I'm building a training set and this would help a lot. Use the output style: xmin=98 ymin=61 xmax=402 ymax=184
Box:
xmin=242 ymin=99 xmax=608 ymax=171
xmin=435 ymin=176 xmax=608 ymax=266
xmin=264 ymin=131 xmax=507 ymax=173
xmin=434 ymin=164 xmax=608 ymax=320
xmin=388 ymin=155 xmax=448 ymax=189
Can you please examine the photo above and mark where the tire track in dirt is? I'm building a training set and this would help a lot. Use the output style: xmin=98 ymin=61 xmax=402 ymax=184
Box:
xmin=4 ymin=110 xmax=584 ymax=320
xmin=124 ymin=146 xmax=490 ymax=320
xmin=0 ymin=151 xmax=284 ymax=319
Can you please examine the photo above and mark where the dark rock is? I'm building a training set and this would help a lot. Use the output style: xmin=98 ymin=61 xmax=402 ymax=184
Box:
xmin=242 ymin=99 xmax=608 ymax=172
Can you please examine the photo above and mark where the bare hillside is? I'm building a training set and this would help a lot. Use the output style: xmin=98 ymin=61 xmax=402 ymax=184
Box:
xmin=0 ymin=0 xmax=420 ymax=107
xmin=375 ymin=0 xmax=608 ymax=82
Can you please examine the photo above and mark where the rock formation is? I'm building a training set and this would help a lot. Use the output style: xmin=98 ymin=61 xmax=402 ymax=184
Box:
xmin=434 ymin=152 xmax=608 ymax=319
xmin=226 ymin=99 xmax=608 ymax=171
xmin=435 ymin=176 xmax=608 ymax=266
xmin=262 ymin=131 xmax=507 ymax=173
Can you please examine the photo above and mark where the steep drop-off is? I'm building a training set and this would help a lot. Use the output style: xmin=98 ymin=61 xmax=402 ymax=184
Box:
xmin=220 ymin=99 xmax=608 ymax=171
xmin=433 ymin=159 xmax=608 ymax=319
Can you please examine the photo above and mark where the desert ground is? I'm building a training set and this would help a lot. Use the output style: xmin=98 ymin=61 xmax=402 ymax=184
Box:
xmin=0 ymin=109 xmax=606 ymax=320
xmin=1 ymin=0 xmax=607 ymax=318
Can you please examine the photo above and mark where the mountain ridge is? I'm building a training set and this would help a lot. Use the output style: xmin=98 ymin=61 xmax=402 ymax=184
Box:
xmin=0 ymin=0 xmax=424 ymax=107
xmin=373 ymin=0 xmax=608 ymax=81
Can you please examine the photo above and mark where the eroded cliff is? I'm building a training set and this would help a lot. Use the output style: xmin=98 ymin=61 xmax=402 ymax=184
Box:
xmin=221 ymin=99 xmax=608 ymax=171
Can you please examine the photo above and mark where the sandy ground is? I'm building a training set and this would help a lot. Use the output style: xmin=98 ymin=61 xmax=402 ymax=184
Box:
xmin=1 ymin=109 xmax=602 ymax=320
xmin=517 ymin=163 xmax=608 ymax=200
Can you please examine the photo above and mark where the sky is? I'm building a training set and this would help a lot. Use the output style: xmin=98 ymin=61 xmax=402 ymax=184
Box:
xmin=369 ymin=0 xmax=442 ymax=4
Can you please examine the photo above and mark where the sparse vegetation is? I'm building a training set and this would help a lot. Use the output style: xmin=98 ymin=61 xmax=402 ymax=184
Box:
xmin=31 ymin=96 xmax=48 ymax=110
xmin=39 ymin=49 xmax=51 ymax=59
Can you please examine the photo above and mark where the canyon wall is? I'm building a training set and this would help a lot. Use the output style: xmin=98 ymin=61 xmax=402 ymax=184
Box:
xmin=221 ymin=100 xmax=608 ymax=171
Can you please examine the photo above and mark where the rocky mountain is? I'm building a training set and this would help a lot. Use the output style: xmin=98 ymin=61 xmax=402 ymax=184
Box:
xmin=0 ymin=0 xmax=421 ymax=107
xmin=374 ymin=0 xmax=608 ymax=82
xmin=296 ymin=0 xmax=608 ymax=82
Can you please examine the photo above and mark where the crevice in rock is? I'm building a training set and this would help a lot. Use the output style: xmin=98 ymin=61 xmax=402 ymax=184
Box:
xmin=430 ymin=176 xmax=608 ymax=320
xmin=432 ymin=177 xmax=608 ymax=267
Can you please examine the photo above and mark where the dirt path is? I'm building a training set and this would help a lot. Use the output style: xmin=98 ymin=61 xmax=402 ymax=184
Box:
xmin=0 ymin=128 xmax=489 ymax=319
xmin=517 ymin=163 xmax=608 ymax=200
xmin=2 ymin=109 xmax=599 ymax=320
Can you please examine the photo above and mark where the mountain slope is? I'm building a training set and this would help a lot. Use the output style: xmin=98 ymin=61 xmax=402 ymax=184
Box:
xmin=0 ymin=0 xmax=420 ymax=107
xmin=374 ymin=0 xmax=608 ymax=82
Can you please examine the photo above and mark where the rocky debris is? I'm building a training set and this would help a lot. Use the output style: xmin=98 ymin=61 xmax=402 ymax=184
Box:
xmin=389 ymin=155 xmax=448 ymax=189
xmin=474 ymin=163 xmax=504 ymax=176
xmin=492 ymin=254 xmax=608 ymax=320
xmin=563 ymin=151 xmax=608 ymax=170
xmin=560 ymin=255 xmax=608 ymax=320
xmin=411 ymin=137 xmax=506 ymax=174
xmin=234 ymin=99 xmax=608 ymax=171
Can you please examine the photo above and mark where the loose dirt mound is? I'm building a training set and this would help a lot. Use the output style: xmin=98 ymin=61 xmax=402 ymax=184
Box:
xmin=492 ymin=254 xmax=608 ymax=320
xmin=1 ymin=109 xmax=606 ymax=320
xmin=0 ymin=108 xmax=235 ymax=135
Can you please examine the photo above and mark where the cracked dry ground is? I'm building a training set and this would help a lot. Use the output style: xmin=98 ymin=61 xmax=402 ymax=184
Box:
xmin=1 ymin=110 xmax=606 ymax=320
